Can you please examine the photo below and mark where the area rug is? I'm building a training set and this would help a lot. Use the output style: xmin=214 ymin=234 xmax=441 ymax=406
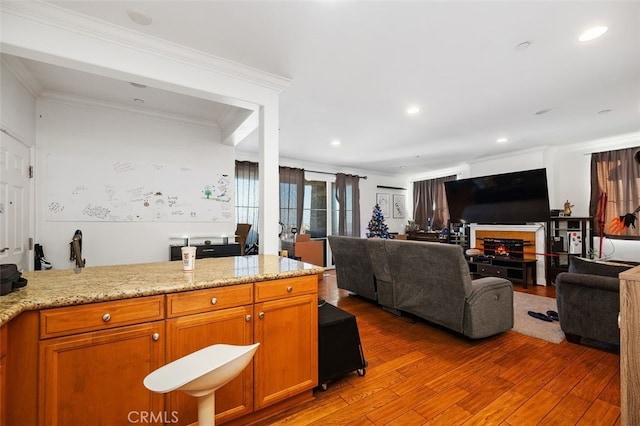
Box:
xmin=512 ymin=292 xmax=566 ymax=344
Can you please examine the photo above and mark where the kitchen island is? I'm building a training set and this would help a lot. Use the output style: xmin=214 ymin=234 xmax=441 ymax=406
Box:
xmin=1 ymin=255 xmax=322 ymax=426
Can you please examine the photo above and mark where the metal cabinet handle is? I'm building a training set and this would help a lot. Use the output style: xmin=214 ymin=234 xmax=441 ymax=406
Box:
xmin=0 ymin=247 xmax=9 ymax=253
xmin=259 ymin=312 xmax=265 ymax=319
xmin=211 ymin=297 xmax=218 ymax=305
xmin=287 ymin=286 xmax=293 ymax=293
xmin=152 ymin=333 xmax=160 ymax=341
xmin=102 ymin=313 xmax=111 ymax=322
xmin=245 ymin=315 xmax=252 ymax=322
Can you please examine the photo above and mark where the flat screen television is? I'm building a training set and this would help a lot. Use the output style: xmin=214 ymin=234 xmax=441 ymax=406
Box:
xmin=444 ymin=168 xmax=550 ymax=224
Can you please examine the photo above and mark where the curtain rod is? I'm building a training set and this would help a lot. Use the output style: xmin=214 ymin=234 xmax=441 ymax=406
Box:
xmin=377 ymin=185 xmax=406 ymax=190
xmin=305 ymin=169 xmax=367 ymax=179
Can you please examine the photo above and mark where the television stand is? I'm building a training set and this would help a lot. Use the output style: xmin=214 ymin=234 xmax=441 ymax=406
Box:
xmin=467 ymin=256 xmax=536 ymax=288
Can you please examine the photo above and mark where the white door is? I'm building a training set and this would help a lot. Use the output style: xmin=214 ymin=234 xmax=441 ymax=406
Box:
xmin=0 ymin=131 xmax=31 ymax=270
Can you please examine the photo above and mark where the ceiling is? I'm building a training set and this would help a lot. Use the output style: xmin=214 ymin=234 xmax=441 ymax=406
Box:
xmin=9 ymin=1 xmax=640 ymax=175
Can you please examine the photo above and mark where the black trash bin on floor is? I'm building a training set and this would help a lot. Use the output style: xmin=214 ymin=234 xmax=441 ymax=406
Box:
xmin=318 ymin=301 xmax=366 ymax=391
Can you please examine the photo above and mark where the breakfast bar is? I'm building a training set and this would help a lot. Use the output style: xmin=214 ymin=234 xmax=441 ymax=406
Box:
xmin=1 ymin=255 xmax=322 ymax=426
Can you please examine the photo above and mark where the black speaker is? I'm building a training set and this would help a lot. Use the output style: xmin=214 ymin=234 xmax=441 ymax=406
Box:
xmin=318 ymin=302 xmax=366 ymax=390
xmin=552 ymin=236 xmax=564 ymax=253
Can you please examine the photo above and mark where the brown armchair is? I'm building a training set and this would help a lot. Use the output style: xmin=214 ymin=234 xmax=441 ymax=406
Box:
xmin=235 ymin=224 xmax=252 ymax=255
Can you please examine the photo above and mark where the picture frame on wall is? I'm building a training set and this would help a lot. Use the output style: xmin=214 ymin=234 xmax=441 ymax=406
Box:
xmin=376 ymin=193 xmax=390 ymax=215
xmin=393 ymin=194 xmax=406 ymax=218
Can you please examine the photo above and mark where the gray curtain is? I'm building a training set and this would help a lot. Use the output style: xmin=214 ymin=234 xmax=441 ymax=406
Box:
xmin=279 ymin=166 xmax=305 ymax=235
xmin=235 ymin=161 xmax=259 ymax=246
xmin=335 ymin=173 xmax=361 ymax=237
xmin=590 ymin=147 xmax=640 ymax=237
xmin=413 ymin=175 xmax=456 ymax=230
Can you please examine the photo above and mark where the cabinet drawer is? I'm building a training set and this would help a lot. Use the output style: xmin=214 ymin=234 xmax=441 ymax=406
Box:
xmin=477 ymin=264 xmax=507 ymax=277
xmin=255 ymin=275 xmax=317 ymax=302
xmin=166 ymin=284 xmax=253 ymax=317
xmin=40 ymin=296 xmax=165 ymax=339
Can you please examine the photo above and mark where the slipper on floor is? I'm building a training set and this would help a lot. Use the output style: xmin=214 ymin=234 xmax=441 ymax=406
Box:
xmin=527 ymin=311 xmax=552 ymax=322
xmin=546 ymin=310 xmax=559 ymax=321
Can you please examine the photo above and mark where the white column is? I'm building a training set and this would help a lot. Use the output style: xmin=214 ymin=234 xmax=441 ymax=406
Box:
xmin=258 ymin=100 xmax=280 ymax=255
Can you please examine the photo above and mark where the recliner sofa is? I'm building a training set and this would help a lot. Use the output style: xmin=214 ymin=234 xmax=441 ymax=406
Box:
xmin=555 ymin=256 xmax=636 ymax=346
xmin=327 ymin=235 xmax=377 ymax=301
xmin=328 ymin=236 xmax=514 ymax=339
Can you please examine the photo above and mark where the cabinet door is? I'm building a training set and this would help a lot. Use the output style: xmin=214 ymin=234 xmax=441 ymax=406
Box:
xmin=0 ymin=324 xmax=6 ymax=426
xmin=39 ymin=321 xmax=165 ymax=426
xmin=254 ymin=293 xmax=318 ymax=409
xmin=166 ymin=305 xmax=254 ymax=425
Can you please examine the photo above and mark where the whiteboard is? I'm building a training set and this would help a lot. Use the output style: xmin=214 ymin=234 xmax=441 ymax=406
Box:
xmin=46 ymin=155 xmax=233 ymax=222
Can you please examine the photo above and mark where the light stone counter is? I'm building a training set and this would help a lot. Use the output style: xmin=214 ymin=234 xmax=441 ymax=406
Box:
xmin=0 ymin=255 xmax=323 ymax=326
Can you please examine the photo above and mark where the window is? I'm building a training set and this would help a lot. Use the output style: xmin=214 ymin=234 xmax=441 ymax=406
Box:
xmin=235 ymin=161 xmax=259 ymax=246
xmin=332 ymin=173 xmax=361 ymax=237
xmin=279 ymin=167 xmax=305 ymax=238
xmin=413 ymin=175 xmax=456 ymax=230
xmin=590 ymin=147 xmax=640 ymax=238
xmin=302 ymin=180 xmax=327 ymax=238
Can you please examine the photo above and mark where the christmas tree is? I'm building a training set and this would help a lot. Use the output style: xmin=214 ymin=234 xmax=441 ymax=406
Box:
xmin=367 ymin=204 xmax=393 ymax=238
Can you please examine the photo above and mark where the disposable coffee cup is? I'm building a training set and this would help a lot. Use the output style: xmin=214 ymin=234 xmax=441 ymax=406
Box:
xmin=181 ymin=246 xmax=197 ymax=271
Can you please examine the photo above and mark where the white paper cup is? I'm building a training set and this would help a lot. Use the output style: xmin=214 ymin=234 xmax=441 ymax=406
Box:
xmin=181 ymin=246 xmax=197 ymax=271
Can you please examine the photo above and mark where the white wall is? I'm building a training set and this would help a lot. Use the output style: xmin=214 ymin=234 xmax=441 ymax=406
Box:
xmin=35 ymin=98 xmax=236 ymax=269
xmin=408 ymin=135 xmax=640 ymax=262
xmin=0 ymin=59 xmax=37 ymax=146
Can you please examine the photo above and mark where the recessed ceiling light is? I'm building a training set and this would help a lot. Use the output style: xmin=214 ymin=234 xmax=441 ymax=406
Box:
xmin=535 ymin=108 xmax=552 ymax=115
xmin=578 ymin=26 xmax=608 ymax=42
xmin=127 ymin=9 xmax=152 ymax=26
xmin=331 ymin=139 xmax=341 ymax=146
xmin=497 ymin=137 xmax=509 ymax=143
xmin=130 ymin=82 xmax=147 ymax=88
xmin=406 ymin=106 xmax=420 ymax=115
xmin=515 ymin=41 xmax=532 ymax=51
xmin=133 ymin=98 xmax=145 ymax=104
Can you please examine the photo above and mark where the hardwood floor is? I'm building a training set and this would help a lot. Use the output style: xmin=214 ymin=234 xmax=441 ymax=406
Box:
xmin=254 ymin=271 xmax=620 ymax=425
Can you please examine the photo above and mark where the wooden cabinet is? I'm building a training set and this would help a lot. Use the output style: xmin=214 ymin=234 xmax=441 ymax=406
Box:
xmin=39 ymin=322 xmax=165 ymax=425
xmin=254 ymin=276 xmax=318 ymax=409
xmin=38 ymin=296 xmax=165 ymax=425
xmin=0 ymin=324 xmax=6 ymax=426
xmin=280 ymin=237 xmax=326 ymax=267
xmin=5 ymin=275 xmax=318 ymax=425
xmin=620 ymin=266 xmax=640 ymax=425
xmin=468 ymin=258 xmax=537 ymax=288
xmin=166 ymin=285 xmax=254 ymax=425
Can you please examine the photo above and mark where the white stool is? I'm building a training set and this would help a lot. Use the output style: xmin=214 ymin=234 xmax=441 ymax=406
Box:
xmin=144 ymin=343 xmax=260 ymax=426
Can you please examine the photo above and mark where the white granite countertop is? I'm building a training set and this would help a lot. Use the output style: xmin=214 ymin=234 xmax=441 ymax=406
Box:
xmin=0 ymin=255 xmax=323 ymax=326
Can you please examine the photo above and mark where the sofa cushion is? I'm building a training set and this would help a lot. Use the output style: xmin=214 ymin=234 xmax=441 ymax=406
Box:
xmin=568 ymin=256 xmax=634 ymax=277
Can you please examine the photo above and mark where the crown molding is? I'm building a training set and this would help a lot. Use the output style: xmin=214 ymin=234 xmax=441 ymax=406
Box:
xmin=1 ymin=54 xmax=43 ymax=98
xmin=0 ymin=1 xmax=291 ymax=92
xmin=39 ymin=90 xmax=221 ymax=130
xmin=562 ymin=132 xmax=640 ymax=154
